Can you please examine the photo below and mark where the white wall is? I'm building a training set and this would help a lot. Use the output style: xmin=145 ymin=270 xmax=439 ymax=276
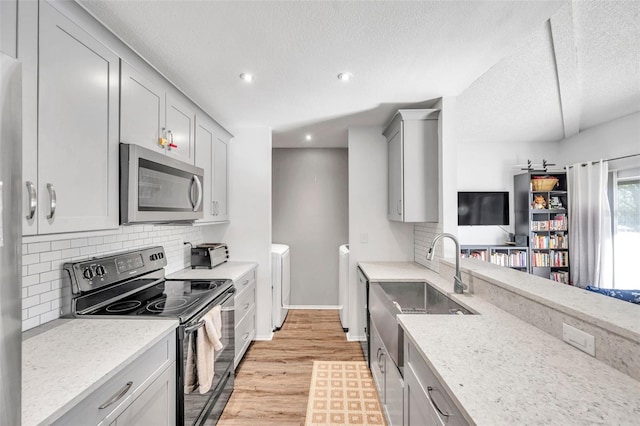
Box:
xmin=455 ymin=139 xmax=560 ymax=245
xmin=204 ymin=127 xmax=273 ymax=340
xmin=347 ymin=127 xmax=414 ymax=340
xmin=272 ymin=148 xmax=348 ymax=307
xmin=415 ymin=98 xmax=458 ymax=271
xmin=557 ymin=112 xmax=640 ymax=166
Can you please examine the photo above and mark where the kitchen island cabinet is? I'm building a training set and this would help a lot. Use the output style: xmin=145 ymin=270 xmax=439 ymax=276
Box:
xmin=20 ymin=0 xmax=120 ymax=235
xmin=22 ymin=318 xmax=178 ymax=426
xmin=358 ymin=261 xmax=640 ymax=424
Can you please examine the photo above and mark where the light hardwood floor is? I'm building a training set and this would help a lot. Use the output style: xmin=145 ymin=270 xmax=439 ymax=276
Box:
xmin=218 ymin=310 xmax=365 ymax=425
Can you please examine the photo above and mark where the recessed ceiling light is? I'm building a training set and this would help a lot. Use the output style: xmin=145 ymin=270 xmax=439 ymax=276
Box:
xmin=337 ymin=72 xmax=353 ymax=82
xmin=239 ymin=73 xmax=254 ymax=83
xmin=305 ymin=134 xmax=312 ymax=141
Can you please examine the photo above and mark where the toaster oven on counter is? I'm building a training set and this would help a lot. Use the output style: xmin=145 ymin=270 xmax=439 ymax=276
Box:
xmin=190 ymin=243 xmax=229 ymax=269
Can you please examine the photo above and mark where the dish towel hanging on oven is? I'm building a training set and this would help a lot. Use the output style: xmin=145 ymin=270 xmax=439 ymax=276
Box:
xmin=185 ymin=305 xmax=224 ymax=394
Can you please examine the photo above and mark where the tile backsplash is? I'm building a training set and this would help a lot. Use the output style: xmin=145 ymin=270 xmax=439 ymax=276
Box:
xmin=21 ymin=224 xmax=204 ymax=331
xmin=414 ymin=222 xmax=443 ymax=269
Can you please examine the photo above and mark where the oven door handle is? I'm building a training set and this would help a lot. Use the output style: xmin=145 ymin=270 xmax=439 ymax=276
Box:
xmin=220 ymin=288 xmax=236 ymax=306
xmin=185 ymin=320 xmax=205 ymax=334
xmin=185 ymin=288 xmax=236 ymax=333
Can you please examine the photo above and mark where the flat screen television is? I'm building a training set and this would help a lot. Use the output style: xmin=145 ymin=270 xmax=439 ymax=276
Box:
xmin=458 ymin=192 xmax=509 ymax=226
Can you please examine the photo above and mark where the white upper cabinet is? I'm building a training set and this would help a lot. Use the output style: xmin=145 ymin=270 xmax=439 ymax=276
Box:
xmin=195 ymin=114 xmax=230 ymax=223
xmin=1 ymin=0 xmax=17 ymax=57
xmin=121 ymin=61 xmax=195 ymax=164
xmin=21 ymin=1 xmax=119 ymax=235
xmin=384 ymin=109 xmax=440 ymax=223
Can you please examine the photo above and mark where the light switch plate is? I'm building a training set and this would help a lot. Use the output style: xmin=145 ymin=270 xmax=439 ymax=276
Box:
xmin=360 ymin=233 xmax=368 ymax=244
xmin=562 ymin=323 xmax=595 ymax=357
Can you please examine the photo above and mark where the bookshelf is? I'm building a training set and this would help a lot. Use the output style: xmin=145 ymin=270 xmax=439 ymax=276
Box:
xmin=460 ymin=245 xmax=529 ymax=271
xmin=514 ymin=171 xmax=570 ymax=284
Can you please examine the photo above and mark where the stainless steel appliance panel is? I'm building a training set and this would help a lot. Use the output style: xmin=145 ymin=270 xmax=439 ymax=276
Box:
xmin=0 ymin=52 xmax=22 ymax=426
xmin=120 ymin=143 xmax=204 ymax=224
xmin=180 ymin=288 xmax=235 ymax=425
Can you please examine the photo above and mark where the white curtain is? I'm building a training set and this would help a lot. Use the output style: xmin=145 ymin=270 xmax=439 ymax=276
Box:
xmin=567 ymin=161 xmax=613 ymax=288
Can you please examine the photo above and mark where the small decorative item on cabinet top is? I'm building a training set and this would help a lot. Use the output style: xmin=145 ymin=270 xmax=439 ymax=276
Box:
xmin=531 ymin=176 xmax=559 ymax=191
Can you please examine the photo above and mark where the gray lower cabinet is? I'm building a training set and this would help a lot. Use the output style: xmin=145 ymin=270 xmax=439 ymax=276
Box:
xmin=403 ymin=338 xmax=468 ymax=426
xmin=21 ymin=0 xmax=120 ymax=235
xmin=234 ymin=267 xmax=257 ymax=368
xmin=370 ymin=320 xmax=403 ymax=426
xmin=110 ymin=362 xmax=176 ymax=426
xmin=195 ymin=114 xmax=231 ymax=223
xmin=53 ymin=330 xmax=176 ymax=426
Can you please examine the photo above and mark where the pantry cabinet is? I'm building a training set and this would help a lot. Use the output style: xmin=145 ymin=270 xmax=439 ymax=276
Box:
xmin=120 ymin=61 xmax=196 ymax=165
xmin=195 ymin=114 xmax=230 ymax=223
xmin=20 ymin=1 xmax=120 ymax=235
xmin=384 ymin=109 xmax=440 ymax=223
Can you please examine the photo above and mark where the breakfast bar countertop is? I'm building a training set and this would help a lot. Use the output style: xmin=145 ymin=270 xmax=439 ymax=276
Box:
xmin=358 ymin=261 xmax=640 ymax=425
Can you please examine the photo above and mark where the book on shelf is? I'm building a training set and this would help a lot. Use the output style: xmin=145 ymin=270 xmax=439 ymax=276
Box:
xmin=549 ymin=233 xmax=568 ymax=249
xmin=550 ymin=270 xmax=570 ymax=284
xmin=549 ymin=214 xmax=567 ymax=231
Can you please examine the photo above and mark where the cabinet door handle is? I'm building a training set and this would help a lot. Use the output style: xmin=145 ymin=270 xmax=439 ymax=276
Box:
xmin=190 ymin=175 xmax=203 ymax=211
xmin=98 ymin=381 xmax=133 ymax=410
xmin=427 ymin=386 xmax=450 ymax=417
xmin=214 ymin=200 xmax=219 ymax=216
xmin=46 ymin=183 xmax=56 ymax=219
xmin=243 ymin=303 xmax=250 ymax=310
xmin=25 ymin=181 xmax=37 ymax=220
xmin=211 ymin=201 xmax=215 ymax=216
xmin=397 ymin=199 xmax=402 ymax=215
xmin=242 ymin=332 xmax=250 ymax=341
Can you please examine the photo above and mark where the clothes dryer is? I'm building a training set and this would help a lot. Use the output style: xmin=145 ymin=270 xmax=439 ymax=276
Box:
xmin=271 ymin=244 xmax=290 ymax=330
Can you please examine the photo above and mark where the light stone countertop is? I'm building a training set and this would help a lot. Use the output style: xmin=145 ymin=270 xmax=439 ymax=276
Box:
xmin=167 ymin=261 xmax=257 ymax=282
xmin=448 ymin=257 xmax=640 ymax=343
xmin=22 ymin=318 xmax=178 ymax=426
xmin=358 ymin=261 xmax=640 ymax=425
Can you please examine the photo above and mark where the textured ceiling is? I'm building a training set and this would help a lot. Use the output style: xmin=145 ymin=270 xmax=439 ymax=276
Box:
xmin=457 ymin=0 xmax=640 ymax=144
xmin=78 ymin=0 xmax=564 ymax=147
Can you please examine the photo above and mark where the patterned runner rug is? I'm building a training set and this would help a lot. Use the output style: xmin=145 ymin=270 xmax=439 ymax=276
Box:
xmin=305 ymin=360 xmax=386 ymax=426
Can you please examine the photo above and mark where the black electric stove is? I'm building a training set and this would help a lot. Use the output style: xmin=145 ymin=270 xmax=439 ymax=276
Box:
xmin=65 ymin=246 xmax=232 ymax=323
xmin=64 ymin=246 xmax=237 ymax=426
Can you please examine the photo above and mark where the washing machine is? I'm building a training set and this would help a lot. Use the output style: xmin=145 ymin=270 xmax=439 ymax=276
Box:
xmin=338 ymin=244 xmax=349 ymax=332
xmin=271 ymin=244 xmax=290 ymax=330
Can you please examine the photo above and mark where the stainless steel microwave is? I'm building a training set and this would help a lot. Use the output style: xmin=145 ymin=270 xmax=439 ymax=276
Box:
xmin=120 ymin=143 xmax=204 ymax=224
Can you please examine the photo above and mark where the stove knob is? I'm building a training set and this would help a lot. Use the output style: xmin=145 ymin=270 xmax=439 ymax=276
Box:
xmin=150 ymin=254 xmax=157 ymax=261
xmin=95 ymin=265 xmax=106 ymax=276
xmin=82 ymin=268 xmax=94 ymax=280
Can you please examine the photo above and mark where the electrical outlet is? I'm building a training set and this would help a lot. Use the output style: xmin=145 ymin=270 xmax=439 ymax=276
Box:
xmin=562 ymin=323 xmax=595 ymax=357
xmin=360 ymin=233 xmax=368 ymax=244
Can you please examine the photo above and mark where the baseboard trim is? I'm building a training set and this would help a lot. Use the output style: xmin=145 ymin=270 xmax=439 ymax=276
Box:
xmin=285 ymin=305 xmax=341 ymax=310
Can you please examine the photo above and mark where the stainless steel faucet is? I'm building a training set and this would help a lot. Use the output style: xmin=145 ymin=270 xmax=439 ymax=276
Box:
xmin=426 ymin=233 xmax=468 ymax=294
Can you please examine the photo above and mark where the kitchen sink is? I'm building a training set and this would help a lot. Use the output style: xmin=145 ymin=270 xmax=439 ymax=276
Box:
xmin=376 ymin=281 xmax=475 ymax=315
xmin=367 ymin=281 xmax=476 ymax=379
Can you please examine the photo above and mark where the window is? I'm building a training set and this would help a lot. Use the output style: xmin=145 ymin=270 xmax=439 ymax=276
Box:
xmin=612 ymin=168 xmax=640 ymax=290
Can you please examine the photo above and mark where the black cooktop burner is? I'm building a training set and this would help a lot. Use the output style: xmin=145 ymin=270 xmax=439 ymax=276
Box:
xmin=146 ymin=296 xmax=200 ymax=313
xmin=106 ymin=300 xmax=142 ymax=313
xmin=79 ymin=278 xmax=233 ymax=323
